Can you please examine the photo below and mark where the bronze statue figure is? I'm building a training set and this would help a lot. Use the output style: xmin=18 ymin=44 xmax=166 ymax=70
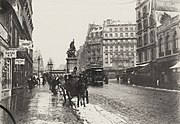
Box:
xmin=67 ymin=39 xmax=76 ymax=57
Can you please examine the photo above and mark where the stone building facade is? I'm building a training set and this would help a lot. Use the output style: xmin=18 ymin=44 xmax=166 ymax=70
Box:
xmin=0 ymin=0 xmax=33 ymax=99
xmin=86 ymin=24 xmax=103 ymax=67
xmin=135 ymin=0 xmax=180 ymax=87
xmin=157 ymin=15 xmax=180 ymax=89
xmin=103 ymin=19 xmax=137 ymax=75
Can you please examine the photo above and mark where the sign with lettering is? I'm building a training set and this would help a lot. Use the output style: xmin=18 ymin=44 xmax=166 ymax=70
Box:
xmin=4 ymin=50 xmax=17 ymax=58
xmin=19 ymin=39 xmax=33 ymax=49
xmin=15 ymin=59 xmax=25 ymax=65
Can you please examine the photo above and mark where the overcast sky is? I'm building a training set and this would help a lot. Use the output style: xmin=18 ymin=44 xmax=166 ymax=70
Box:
xmin=32 ymin=0 xmax=136 ymax=68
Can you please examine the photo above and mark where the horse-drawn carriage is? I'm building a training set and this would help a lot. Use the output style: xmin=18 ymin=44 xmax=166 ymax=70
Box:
xmin=61 ymin=73 xmax=89 ymax=108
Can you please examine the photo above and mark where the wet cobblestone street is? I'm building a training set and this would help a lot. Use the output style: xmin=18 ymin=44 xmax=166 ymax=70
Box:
xmin=0 ymin=85 xmax=83 ymax=124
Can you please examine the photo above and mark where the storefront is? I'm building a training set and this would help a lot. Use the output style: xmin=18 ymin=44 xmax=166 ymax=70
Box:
xmin=157 ymin=54 xmax=179 ymax=89
xmin=0 ymin=24 xmax=12 ymax=100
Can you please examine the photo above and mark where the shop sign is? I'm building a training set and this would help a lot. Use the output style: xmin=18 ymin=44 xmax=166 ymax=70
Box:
xmin=15 ymin=59 xmax=25 ymax=65
xmin=19 ymin=39 xmax=33 ymax=49
xmin=4 ymin=50 xmax=17 ymax=58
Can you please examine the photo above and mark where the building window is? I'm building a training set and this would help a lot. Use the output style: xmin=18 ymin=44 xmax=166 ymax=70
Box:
xmin=120 ymin=28 xmax=123 ymax=31
xmin=120 ymin=33 xmax=123 ymax=37
xmin=115 ymin=33 xmax=118 ymax=37
xmin=115 ymin=46 xmax=118 ymax=51
xmin=110 ymin=53 xmax=113 ymax=63
xmin=125 ymin=45 xmax=129 ymax=51
xmin=125 ymin=33 xmax=128 ymax=37
xmin=105 ymin=46 xmax=108 ymax=52
xmin=100 ymin=32 xmax=103 ymax=37
xmin=144 ymin=33 xmax=148 ymax=46
xmin=109 ymin=28 xmax=112 ymax=32
xmin=120 ymin=46 xmax=123 ymax=51
xmin=105 ymin=33 xmax=108 ymax=37
xmin=110 ymin=46 xmax=113 ymax=51
xmin=138 ymin=53 xmax=142 ymax=63
xmin=105 ymin=53 xmax=108 ymax=64
xmin=143 ymin=18 xmax=148 ymax=30
xmin=143 ymin=5 xmax=147 ymax=17
xmin=137 ymin=21 xmax=142 ymax=31
xmin=125 ymin=27 xmax=128 ymax=31
xmin=115 ymin=28 xmax=118 ymax=32
xmin=149 ymin=14 xmax=154 ymax=26
xmin=159 ymin=36 xmax=163 ymax=55
xmin=130 ymin=33 xmax=134 ymax=37
xmin=130 ymin=27 xmax=133 ymax=31
xmin=150 ymin=31 xmax=154 ymax=43
xmin=137 ymin=36 xmax=142 ymax=47
xmin=137 ymin=11 xmax=141 ymax=18
xmin=173 ymin=31 xmax=178 ymax=53
xmin=110 ymin=33 xmax=113 ymax=37
xmin=165 ymin=34 xmax=170 ymax=54
xmin=131 ymin=46 xmax=134 ymax=51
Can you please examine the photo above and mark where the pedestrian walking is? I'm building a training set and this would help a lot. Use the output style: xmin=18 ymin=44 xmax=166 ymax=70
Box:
xmin=116 ymin=74 xmax=119 ymax=83
xmin=26 ymin=76 xmax=34 ymax=90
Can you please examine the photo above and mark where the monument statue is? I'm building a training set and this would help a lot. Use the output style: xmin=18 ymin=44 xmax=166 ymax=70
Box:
xmin=67 ymin=39 xmax=76 ymax=57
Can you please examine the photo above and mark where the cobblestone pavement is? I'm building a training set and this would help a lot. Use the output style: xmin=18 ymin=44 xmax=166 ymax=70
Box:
xmin=1 ymin=81 xmax=180 ymax=124
xmin=0 ymin=85 xmax=83 ymax=124
xmin=88 ymin=82 xmax=180 ymax=124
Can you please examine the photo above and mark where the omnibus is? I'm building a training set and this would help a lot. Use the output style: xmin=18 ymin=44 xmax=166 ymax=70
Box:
xmin=85 ymin=67 xmax=104 ymax=86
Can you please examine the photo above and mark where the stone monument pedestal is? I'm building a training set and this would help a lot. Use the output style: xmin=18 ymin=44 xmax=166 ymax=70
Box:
xmin=66 ymin=57 xmax=77 ymax=73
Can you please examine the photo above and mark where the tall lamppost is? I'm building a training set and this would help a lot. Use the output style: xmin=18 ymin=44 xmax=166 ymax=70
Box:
xmin=37 ymin=56 xmax=41 ymax=79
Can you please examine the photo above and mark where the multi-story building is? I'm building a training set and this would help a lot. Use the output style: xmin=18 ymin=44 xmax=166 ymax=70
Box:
xmin=0 ymin=0 xmax=34 ymax=99
xmin=85 ymin=24 xmax=103 ymax=67
xmin=103 ymin=19 xmax=137 ymax=76
xmin=157 ymin=15 xmax=180 ymax=89
xmin=77 ymin=44 xmax=87 ymax=73
xmin=136 ymin=0 xmax=179 ymax=87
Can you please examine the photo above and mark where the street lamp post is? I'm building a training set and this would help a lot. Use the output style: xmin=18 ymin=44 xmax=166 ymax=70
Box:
xmin=37 ymin=56 xmax=41 ymax=79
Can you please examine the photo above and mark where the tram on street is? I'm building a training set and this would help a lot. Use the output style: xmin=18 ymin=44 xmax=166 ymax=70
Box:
xmin=85 ymin=66 xmax=104 ymax=86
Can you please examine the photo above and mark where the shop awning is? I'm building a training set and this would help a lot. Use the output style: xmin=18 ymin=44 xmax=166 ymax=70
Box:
xmin=135 ymin=63 xmax=149 ymax=67
xmin=170 ymin=61 xmax=180 ymax=69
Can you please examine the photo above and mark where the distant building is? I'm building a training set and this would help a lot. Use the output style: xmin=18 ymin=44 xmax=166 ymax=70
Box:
xmin=77 ymin=44 xmax=87 ymax=73
xmin=33 ymin=49 xmax=44 ymax=77
xmin=103 ymin=19 xmax=137 ymax=75
xmin=77 ymin=21 xmax=137 ymax=77
xmin=85 ymin=24 xmax=103 ymax=67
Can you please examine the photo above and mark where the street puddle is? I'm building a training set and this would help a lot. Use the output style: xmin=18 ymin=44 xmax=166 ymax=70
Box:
xmin=77 ymin=104 xmax=128 ymax=124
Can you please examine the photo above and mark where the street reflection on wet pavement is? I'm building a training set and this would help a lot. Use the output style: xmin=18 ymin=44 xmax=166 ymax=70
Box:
xmin=0 ymin=85 xmax=83 ymax=124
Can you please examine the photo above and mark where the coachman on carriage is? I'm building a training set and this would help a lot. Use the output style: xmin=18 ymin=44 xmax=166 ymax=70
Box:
xmin=62 ymin=69 xmax=89 ymax=108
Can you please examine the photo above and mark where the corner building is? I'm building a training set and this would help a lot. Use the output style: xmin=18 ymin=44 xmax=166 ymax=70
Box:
xmin=103 ymin=19 xmax=137 ymax=77
xmin=136 ymin=0 xmax=180 ymax=87
xmin=85 ymin=24 xmax=103 ymax=66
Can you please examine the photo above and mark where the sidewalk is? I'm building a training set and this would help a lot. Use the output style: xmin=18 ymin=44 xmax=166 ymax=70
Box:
xmin=0 ymin=84 xmax=83 ymax=124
